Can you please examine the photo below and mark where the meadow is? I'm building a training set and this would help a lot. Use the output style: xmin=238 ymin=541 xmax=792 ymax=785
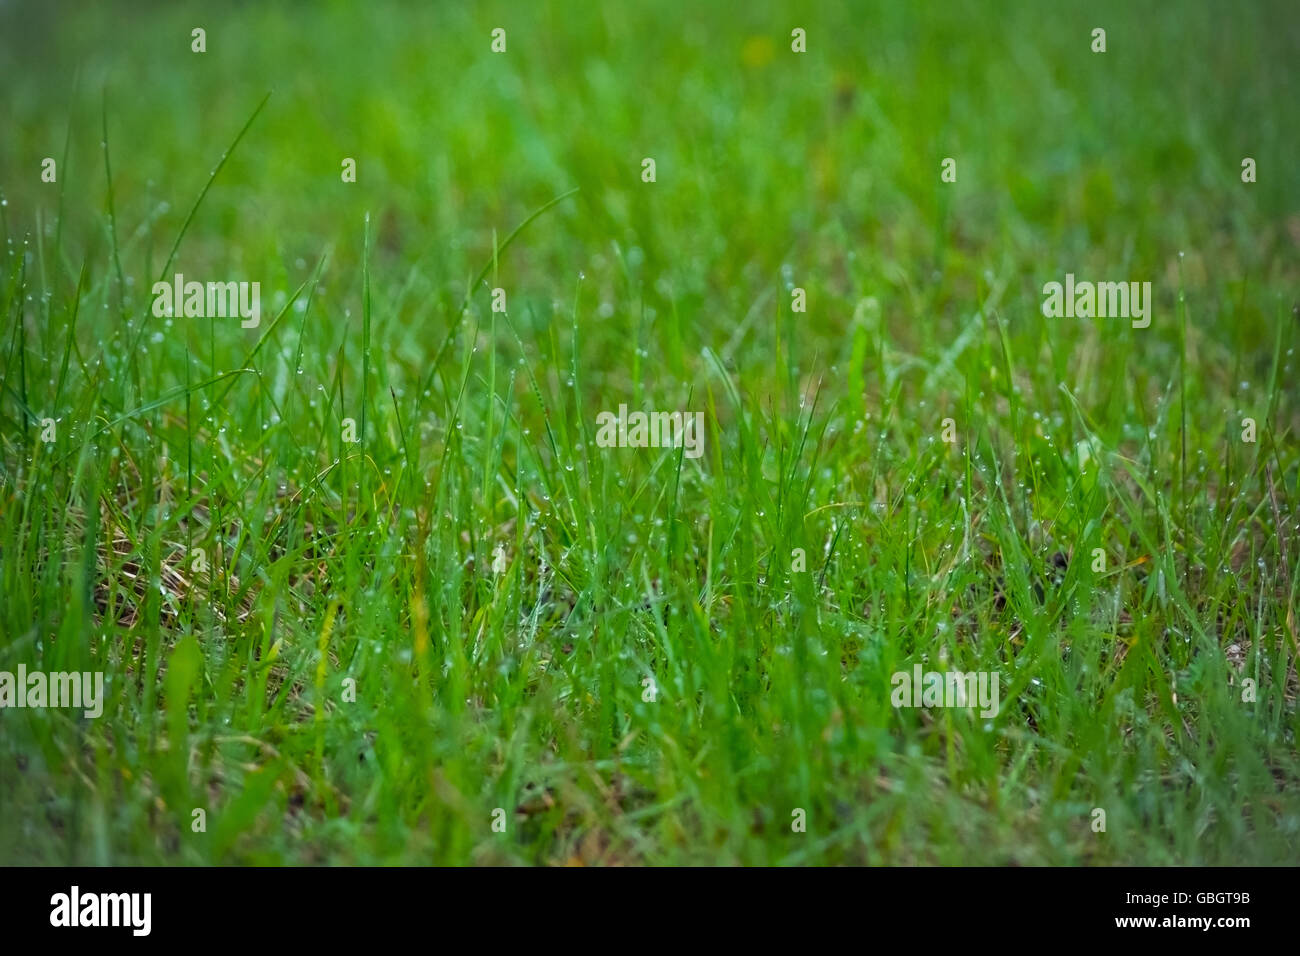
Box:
xmin=1 ymin=0 xmax=1297 ymax=865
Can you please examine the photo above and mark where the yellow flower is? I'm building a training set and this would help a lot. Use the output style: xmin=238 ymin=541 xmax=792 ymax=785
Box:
xmin=742 ymin=35 xmax=775 ymax=69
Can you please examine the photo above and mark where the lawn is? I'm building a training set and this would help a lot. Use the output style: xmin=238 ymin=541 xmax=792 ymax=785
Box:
xmin=1 ymin=0 xmax=1297 ymax=865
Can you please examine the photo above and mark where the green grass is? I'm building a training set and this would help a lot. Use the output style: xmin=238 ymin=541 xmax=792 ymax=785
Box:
xmin=1 ymin=0 xmax=1297 ymax=865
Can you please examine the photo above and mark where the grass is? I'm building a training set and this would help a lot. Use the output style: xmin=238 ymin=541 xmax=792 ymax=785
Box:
xmin=1 ymin=0 xmax=1297 ymax=865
